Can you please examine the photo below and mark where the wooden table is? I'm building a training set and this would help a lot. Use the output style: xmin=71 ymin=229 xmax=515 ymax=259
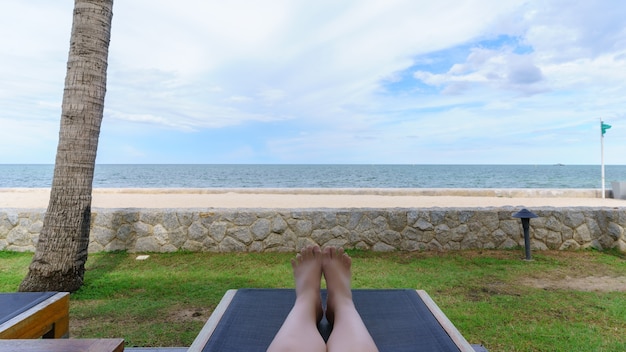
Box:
xmin=0 ymin=338 xmax=124 ymax=352
xmin=0 ymin=292 xmax=70 ymax=339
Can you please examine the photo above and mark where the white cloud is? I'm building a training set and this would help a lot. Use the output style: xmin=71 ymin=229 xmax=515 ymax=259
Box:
xmin=524 ymin=0 xmax=626 ymax=61
xmin=106 ymin=0 xmax=527 ymax=127
xmin=1 ymin=0 xmax=625 ymax=164
xmin=414 ymin=46 xmax=547 ymax=95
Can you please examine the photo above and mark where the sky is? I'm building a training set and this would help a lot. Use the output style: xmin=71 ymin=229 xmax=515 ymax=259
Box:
xmin=0 ymin=0 xmax=625 ymax=165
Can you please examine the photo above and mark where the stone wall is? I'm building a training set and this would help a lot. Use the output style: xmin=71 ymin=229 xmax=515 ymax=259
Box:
xmin=1 ymin=207 xmax=625 ymax=253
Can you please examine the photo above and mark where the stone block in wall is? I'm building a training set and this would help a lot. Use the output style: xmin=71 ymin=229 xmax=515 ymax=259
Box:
xmin=92 ymin=212 xmax=114 ymax=229
xmin=330 ymin=225 xmax=349 ymax=241
xmin=133 ymin=221 xmax=151 ymax=239
xmin=140 ymin=212 xmax=163 ymax=226
xmin=563 ymin=212 xmax=585 ymax=228
xmin=168 ymin=228 xmax=187 ymax=248
xmin=387 ymin=212 xmax=407 ymax=232
xmin=92 ymin=226 xmax=116 ymax=247
xmin=531 ymin=240 xmax=548 ymax=251
xmin=135 ymin=236 xmax=161 ymax=252
xmin=586 ymin=218 xmax=602 ymax=238
xmin=296 ymin=237 xmax=318 ymax=250
xmin=414 ymin=217 xmax=433 ymax=231
xmin=202 ymin=236 xmax=219 ymax=252
xmin=543 ymin=215 xmax=564 ymax=232
xmin=429 ymin=210 xmax=446 ymax=224
xmin=545 ymin=231 xmax=562 ymax=249
xmin=355 ymin=215 xmax=374 ymax=233
xmin=233 ymin=211 xmax=257 ymax=226
xmin=177 ymin=212 xmax=194 ymax=227
xmin=7 ymin=226 xmax=31 ymax=247
xmin=480 ymin=212 xmax=501 ymax=232
xmin=269 ymin=230 xmax=296 ymax=250
xmin=460 ymin=233 xmax=481 ymax=249
xmin=427 ymin=239 xmax=443 ymax=251
xmin=161 ymin=244 xmax=178 ymax=253
xmin=339 ymin=212 xmax=360 ymax=230
xmin=380 ymin=230 xmax=401 ymax=247
xmin=574 ymin=224 xmax=592 ymax=242
xmin=534 ymin=228 xmax=547 ymax=241
xmin=607 ymin=222 xmax=624 ymax=240
xmin=311 ymin=212 xmax=337 ymax=229
xmin=117 ymin=224 xmax=133 ymax=243
xmin=105 ymin=239 xmax=128 ymax=252
xmin=4 ymin=212 xmax=19 ymax=227
xmin=450 ymin=224 xmax=468 ymax=242
xmin=372 ymin=216 xmax=388 ymax=234
xmin=401 ymin=227 xmax=419 ymax=241
xmin=597 ymin=235 xmax=615 ymax=250
xmin=560 ymin=226 xmax=574 ymax=241
xmin=188 ymin=221 xmax=208 ymax=241
xmin=153 ymin=225 xmax=169 ymax=245
xmin=293 ymin=219 xmax=313 ymax=237
xmin=311 ymin=229 xmax=333 ymax=245
xmin=359 ymin=229 xmax=379 ymax=245
xmin=499 ymin=219 xmax=520 ymax=236
xmin=498 ymin=238 xmax=518 ymax=249
xmin=272 ymin=216 xmax=288 ymax=234
xmin=560 ymin=239 xmax=581 ymax=250
xmin=183 ymin=239 xmax=204 ymax=252
xmin=219 ymin=237 xmax=246 ymax=252
xmin=228 ymin=227 xmax=252 ymax=245
xmin=490 ymin=229 xmax=507 ymax=246
xmin=447 ymin=241 xmax=461 ymax=250
xmin=209 ymin=221 xmax=227 ymax=242
xmin=616 ymin=240 xmax=626 ymax=252
xmin=434 ymin=224 xmax=451 ymax=244
xmin=162 ymin=212 xmax=181 ymax=231
xmin=401 ymin=240 xmax=426 ymax=251
xmin=88 ymin=241 xmax=104 ymax=253
xmin=251 ymin=218 xmax=271 ymax=240
xmin=372 ymin=242 xmax=395 ymax=252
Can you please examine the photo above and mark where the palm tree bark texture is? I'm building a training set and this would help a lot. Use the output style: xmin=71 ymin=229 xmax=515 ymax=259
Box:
xmin=20 ymin=0 xmax=114 ymax=292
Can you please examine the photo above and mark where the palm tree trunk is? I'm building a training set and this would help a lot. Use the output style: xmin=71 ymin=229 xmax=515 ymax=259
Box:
xmin=20 ymin=0 xmax=114 ymax=293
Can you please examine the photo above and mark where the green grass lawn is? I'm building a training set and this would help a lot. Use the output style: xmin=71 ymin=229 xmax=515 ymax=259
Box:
xmin=1 ymin=249 xmax=625 ymax=351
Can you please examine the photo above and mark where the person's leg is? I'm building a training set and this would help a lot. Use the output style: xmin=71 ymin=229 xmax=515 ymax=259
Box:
xmin=323 ymin=247 xmax=378 ymax=352
xmin=267 ymin=245 xmax=326 ymax=352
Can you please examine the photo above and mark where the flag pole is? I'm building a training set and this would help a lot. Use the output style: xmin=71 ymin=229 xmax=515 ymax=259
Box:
xmin=601 ymin=119 xmax=605 ymax=199
xmin=600 ymin=120 xmax=612 ymax=198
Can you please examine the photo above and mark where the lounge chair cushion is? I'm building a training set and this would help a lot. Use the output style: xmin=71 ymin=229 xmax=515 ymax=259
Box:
xmin=201 ymin=289 xmax=464 ymax=352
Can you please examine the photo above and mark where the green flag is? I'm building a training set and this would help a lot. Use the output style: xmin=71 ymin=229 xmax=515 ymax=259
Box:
xmin=601 ymin=122 xmax=611 ymax=135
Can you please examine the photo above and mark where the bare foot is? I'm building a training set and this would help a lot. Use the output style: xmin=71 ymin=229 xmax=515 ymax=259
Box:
xmin=292 ymin=245 xmax=324 ymax=322
xmin=321 ymin=246 xmax=353 ymax=324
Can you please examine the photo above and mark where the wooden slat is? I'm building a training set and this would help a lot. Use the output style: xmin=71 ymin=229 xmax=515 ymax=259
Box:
xmin=0 ymin=338 xmax=124 ymax=352
xmin=416 ymin=290 xmax=475 ymax=352
xmin=0 ymin=292 xmax=70 ymax=339
xmin=187 ymin=289 xmax=237 ymax=352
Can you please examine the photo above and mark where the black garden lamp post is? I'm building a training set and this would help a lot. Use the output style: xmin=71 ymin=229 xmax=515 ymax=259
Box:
xmin=512 ymin=208 xmax=538 ymax=260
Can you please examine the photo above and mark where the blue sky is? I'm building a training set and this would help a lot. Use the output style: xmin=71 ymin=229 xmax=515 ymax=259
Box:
xmin=0 ymin=0 xmax=625 ymax=164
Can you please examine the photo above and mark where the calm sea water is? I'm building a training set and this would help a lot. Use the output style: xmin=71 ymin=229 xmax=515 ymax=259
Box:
xmin=1 ymin=164 xmax=626 ymax=189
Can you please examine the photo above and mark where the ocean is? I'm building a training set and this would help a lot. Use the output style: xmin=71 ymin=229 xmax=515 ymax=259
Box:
xmin=1 ymin=164 xmax=625 ymax=189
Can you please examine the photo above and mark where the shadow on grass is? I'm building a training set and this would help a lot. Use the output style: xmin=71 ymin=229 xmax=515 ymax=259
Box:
xmin=71 ymin=265 xmax=259 ymax=347
xmin=78 ymin=251 xmax=129 ymax=299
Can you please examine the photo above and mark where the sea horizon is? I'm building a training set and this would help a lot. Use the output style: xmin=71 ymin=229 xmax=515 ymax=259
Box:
xmin=2 ymin=164 xmax=625 ymax=189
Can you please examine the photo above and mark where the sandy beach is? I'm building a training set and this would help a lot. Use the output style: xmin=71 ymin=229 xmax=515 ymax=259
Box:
xmin=1 ymin=188 xmax=625 ymax=209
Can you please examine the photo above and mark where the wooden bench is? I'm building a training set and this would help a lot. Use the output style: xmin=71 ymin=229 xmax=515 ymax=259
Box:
xmin=0 ymin=292 xmax=69 ymax=339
